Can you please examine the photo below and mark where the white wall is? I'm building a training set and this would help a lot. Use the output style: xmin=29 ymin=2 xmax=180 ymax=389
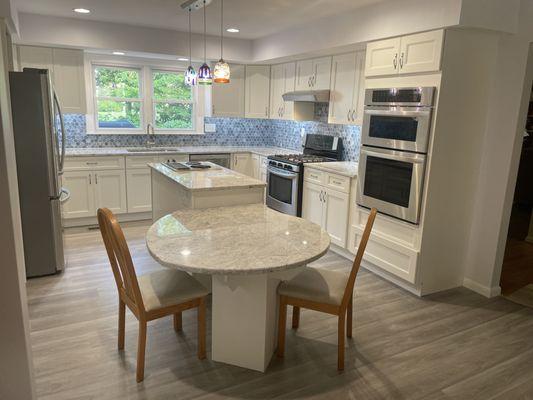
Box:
xmin=0 ymin=0 xmax=18 ymax=34
xmin=0 ymin=19 xmax=36 ymax=400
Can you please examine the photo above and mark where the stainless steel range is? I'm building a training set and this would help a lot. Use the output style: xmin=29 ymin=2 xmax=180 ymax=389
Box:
xmin=266 ymin=134 xmax=343 ymax=216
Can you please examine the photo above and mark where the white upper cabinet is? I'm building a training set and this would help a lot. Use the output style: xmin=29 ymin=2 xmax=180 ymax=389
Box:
xmin=328 ymin=50 xmax=365 ymax=125
xmin=244 ymin=65 xmax=271 ymax=119
xmin=295 ymin=57 xmax=332 ymax=91
xmin=18 ymin=45 xmax=87 ymax=114
xmin=269 ymin=62 xmax=295 ymax=120
xmin=365 ymin=30 xmax=443 ymax=77
xmin=212 ymin=64 xmax=245 ymax=118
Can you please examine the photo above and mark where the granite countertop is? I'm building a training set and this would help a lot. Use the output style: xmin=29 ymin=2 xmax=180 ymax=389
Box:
xmin=65 ymin=146 xmax=300 ymax=157
xmin=304 ymin=161 xmax=359 ymax=178
xmin=149 ymin=162 xmax=266 ymax=192
xmin=146 ymin=203 xmax=331 ymax=275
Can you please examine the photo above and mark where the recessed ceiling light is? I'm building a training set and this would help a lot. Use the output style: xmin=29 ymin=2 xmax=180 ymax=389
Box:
xmin=73 ymin=8 xmax=91 ymax=14
xmin=226 ymin=28 xmax=239 ymax=33
xmin=112 ymin=51 xmax=125 ymax=56
xmin=178 ymin=57 xmax=189 ymax=61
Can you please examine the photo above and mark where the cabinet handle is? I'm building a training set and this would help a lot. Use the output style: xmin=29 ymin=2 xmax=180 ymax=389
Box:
xmin=86 ymin=161 xmax=97 ymax=165
xmin=350 ymin=109 xmax=356 ymax=122
xmin=89 ymin=174 xmax=91 ymax=185
xmin=399 ymin=52 xmax=404 ymax=69
xmin=308 ymin=76 xmax=311 ymax=87
xmin=265 ymin=106 xmax=268 ymax=117
xmin=393 ymin=53 xmax=398 ymax=69
xmin=212 ymin=104 xmax=215 ymax=114
xmin=312 ymin=75 xmax=316 ymax=87
xmin=282 ymin=106 xmax=285 ymax=117
xmin=95 ymin=173 xmax=98 ymax=184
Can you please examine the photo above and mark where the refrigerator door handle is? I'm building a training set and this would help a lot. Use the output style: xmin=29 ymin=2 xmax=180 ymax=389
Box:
xmin=53 ymin=91 xmax=66 ymax=175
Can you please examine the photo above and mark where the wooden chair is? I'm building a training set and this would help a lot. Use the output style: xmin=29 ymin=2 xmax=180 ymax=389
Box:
xmin=97 ymin=208 xmax=209 ymax=382
xmin=277 ymin=208 xmax=377 ymax=371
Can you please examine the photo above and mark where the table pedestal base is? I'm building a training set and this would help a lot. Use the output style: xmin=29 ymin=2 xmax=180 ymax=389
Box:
xmin=211 ymin=267 xmax=303 ymax=372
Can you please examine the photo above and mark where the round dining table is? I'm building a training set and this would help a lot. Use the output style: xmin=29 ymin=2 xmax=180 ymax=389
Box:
xmin=146 ymin=203 xmax=330 ymax=372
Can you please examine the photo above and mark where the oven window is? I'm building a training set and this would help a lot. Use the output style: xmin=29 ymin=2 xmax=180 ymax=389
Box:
xmin=364 ymin=156 xmax=413 ymax=207
xmin=369 ymin=115 xmax=418 ymax=142
xmin=371 ymin=89 xmax=422 ymax=103
xmin=269 ymin=172 xmax=293 ymax=204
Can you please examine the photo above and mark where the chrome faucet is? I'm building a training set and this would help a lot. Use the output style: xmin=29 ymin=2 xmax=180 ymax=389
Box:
xmin=145 ymin=123 xmax=156 ymax=147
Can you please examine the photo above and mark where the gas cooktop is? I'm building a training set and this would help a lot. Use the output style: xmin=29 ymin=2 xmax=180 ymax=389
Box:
xmin=268 ymin=153 xmax=335 ymax=165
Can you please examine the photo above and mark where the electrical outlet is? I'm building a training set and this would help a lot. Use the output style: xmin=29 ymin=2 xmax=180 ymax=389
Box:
xmin=204 ymin=123 xmax=216 ymax=133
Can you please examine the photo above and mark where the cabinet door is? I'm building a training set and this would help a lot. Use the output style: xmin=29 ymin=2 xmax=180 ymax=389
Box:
xmin=245 ymin=65 xmax=270 ymax=118
xmin=126 ymin=169 xmax=152 ymax=213
xmin=232 ymin=153 xmax=252 ymax=176
xmin=312 ymin=56 xmax=332 ymax=90
xmin=398 ymin=30 xmax=443 ymax=75
xmin=328 ymin=53 xmax=357 ymax=125
xmin=295 ymin=59 xmax=313 ymax=91
xmin=281 ymin=62 xmax=296 ymax=120
xmin=212 ymin=64 xmax=245 ymax=117
xmin=52 ymin=48 xmax=87 ymax=114
xmin=324 ymin=188 xmax=349 ymax=247
xmin=61 ymin=171 xmax=95 ymax=219
xmin=93 ymin=170 xmax=127 ymax=214
xmin=365 ymin=37 xmax=401 ymax=77
xmin=18 ymin=45 xmax=54 ymax=73
xmin=351 ymin=50 xmax=366 ymax=124
xmin=302 ymin=181 xmax=325 ymax=227
xmin=251 ymin=154 xmax=261 ymax=179
xmin=269 ymin=64 xmax=284 ymax=119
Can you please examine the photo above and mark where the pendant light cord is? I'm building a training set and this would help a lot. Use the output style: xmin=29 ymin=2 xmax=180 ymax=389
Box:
xmin=220 ymin=0 xmax=223 ymax=60
xmin=203 ymin=0 xmax=207 ymax=63
xmin=188 ymin=8 xmax=192 ymax=63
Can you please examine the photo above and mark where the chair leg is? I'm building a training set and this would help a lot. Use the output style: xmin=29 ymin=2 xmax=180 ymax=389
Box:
xmin=347 ymin=297 xmax=353 ymax=338
xmin=118 ymin=299 xmax=126 ymax=350
xmin=136 ymin=320 xmax=147 ymax=382
xmin=197 ymin=298 xmax=206 ymax=360
xmin=173 ymin=312 xmax=182 ymax=332
xmin=277 ymin=296 xmax=287 ymax=358
xmin=338 ymin=313 xmax=345 ymax=372
xmin=292 ymin=306 xmax=300 ymax=329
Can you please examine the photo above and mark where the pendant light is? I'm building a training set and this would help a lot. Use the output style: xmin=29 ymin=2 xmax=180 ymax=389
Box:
xmin=198 ymin=0 xmax=212 ymax=85
xmin=213 ymin=0 xmax=230 ymax=83
xmin=184 ymin=7 xmax=197 ymax=86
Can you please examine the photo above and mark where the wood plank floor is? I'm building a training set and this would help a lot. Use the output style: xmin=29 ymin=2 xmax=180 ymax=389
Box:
xmin=26 ymin=222 xmax=533 ymax=399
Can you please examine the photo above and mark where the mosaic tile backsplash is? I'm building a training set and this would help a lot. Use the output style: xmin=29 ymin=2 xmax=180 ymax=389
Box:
xmin=64 ymin=112 xmax=361 ymax=161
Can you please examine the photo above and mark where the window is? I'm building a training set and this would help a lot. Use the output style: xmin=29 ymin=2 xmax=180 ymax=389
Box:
xmin=94 ymin=66 xmax=142 ymax=129
xmin=91 ymin=62 xmax=196 ymax=134
xmin=152 ymin=70 xmax=193 ymax=130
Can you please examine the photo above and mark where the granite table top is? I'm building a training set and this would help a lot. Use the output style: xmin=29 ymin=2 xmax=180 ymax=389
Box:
xmin=146 ymin=204 xmax=331 ymax=275
xmin=149 ymin=162 xmax=266 ymax=192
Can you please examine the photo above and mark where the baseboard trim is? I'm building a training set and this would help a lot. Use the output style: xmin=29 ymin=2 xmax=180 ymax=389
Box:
xmin=463 ymin=278 xmax=501 ymax=298
xmin=63 ymin=212 xmax=152 ymax=228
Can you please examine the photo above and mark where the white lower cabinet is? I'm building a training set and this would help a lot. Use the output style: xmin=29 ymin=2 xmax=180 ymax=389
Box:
xmin=126 ymin=169 xmax=152 ymax=213
xmin=251 ymin=154 xmax=261 ymax=179
xmin=93 ymin=170 xmax=127 ymax=215
xmin=302 ymin=181 xmax=324 ymax=227
xmin=62 ymin=171 xmax=95 ymax=219
xmin=232 ymin=153 xmax=252 ymax=176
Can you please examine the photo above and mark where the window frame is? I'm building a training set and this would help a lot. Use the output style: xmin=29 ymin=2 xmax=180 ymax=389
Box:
xmin=85 ymin=54 xmax=205 ymax=135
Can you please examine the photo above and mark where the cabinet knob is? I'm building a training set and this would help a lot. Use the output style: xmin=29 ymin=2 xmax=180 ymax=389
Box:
xmin=393 ymin=53 xmax=398 ymax=69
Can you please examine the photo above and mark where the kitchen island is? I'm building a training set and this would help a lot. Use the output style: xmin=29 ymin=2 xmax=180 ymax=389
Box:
xmin=149 ymin=162 xmax=266 ymax=220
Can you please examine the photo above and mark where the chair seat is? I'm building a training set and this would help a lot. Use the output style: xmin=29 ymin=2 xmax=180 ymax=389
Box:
xmin=138 ymin=269 xmax=210 ymax=312
xmin=278 ymin=267 xmax=349 ymax=306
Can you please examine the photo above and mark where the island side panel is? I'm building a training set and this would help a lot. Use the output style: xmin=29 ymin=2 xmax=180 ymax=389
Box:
xmin=151 ymin=169 xmax=192 ymax=221
xmin=191 ymin=187 xmax=265 ymax=209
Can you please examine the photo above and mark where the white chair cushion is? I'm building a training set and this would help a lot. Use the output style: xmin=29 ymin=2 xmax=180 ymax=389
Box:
xmin=278 ymin=267 xmax=349 ymax=306
xmin=138 ymin=269 xmax=209 ymax=312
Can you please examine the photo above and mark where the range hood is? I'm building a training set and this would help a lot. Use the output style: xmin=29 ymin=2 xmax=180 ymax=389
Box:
xmin=282 ymin=90 xmax=330 ymax=103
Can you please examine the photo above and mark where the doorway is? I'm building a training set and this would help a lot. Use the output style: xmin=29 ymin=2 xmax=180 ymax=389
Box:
xmin=500 ymin=83 xmax=533 ymax=295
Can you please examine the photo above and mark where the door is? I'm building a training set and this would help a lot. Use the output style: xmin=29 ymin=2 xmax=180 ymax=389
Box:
xmin=126 ymin=169 xmax=152 ymax=213
xmin=212 ymin=64 xmax=245 ymax=117
xmin=52 ymin=48 xmax=86 ymax=114
xmin=324 ymin=188 xmax=349 ymax=247
xmin=365 ymin=37 xmax=401 ymax=77
xmin=302 ymin=181 xmax=324 ymax=227
xmin=245 ymin=65 xmax=270 ymax=118
xmin=281 ymin=62 xmax=296 ymax=119
xmin=269 ymin=64 xmax=284 ymax=119
xmin=312 ymin=57 xmax=332 ymax=90
xmin=295 ymin=59 xmax=313 ymax=91
xmin=61 ymin=171 xmax=95 ymax=219
xmin=328 ymin=53 xmax=357 ymax=125
xmin=398 ymin=30 xmax=443 ymax=75
xmin=93 ymin=170 xmax=127 ymax=214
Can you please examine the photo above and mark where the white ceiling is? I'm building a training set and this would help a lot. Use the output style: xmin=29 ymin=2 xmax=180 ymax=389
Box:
xmin=14 ymin=0 xmax=387 ymax=40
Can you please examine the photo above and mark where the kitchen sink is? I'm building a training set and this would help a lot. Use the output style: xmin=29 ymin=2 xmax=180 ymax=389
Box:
xmin=126 ymin=147 xmax=180 ymax=153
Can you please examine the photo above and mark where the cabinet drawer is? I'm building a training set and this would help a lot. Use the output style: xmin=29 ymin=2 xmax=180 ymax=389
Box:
xmin=304 ymin=168 xmax=325 ymax=185
xmin=325 ymin=173 xmax=350 ymax=194
xmin=64 ymin=156 xmax=125 ymax=171
xmin=350 ymin=226 xmax=418 ymax=284
xmin=126 ymin=155 xmax=159 ymax=169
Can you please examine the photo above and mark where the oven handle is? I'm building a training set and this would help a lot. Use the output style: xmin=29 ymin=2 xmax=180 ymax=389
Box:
xmin=362 ymin=148 xmax=426 ymax=163
xmin=268 ymin=166 xmax=299 ymax=179
xmin=364 ymin=107 xmax=431 ymax=117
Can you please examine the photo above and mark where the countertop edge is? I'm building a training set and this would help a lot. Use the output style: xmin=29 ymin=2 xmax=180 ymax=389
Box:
xmin=304 ymin=162 xmax=358 ymax=178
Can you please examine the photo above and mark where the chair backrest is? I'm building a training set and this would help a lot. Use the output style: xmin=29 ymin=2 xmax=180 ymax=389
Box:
xmin=97 ymin=208 xmax=145 ymax=315
xmin=341 ymin=208 xmax=377 ymax=310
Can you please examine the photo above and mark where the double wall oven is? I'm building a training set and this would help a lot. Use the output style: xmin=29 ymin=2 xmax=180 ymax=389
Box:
xmin=357 ymin=87 xmax=435 ymax=224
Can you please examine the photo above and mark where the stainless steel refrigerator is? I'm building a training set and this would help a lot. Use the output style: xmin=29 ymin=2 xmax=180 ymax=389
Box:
xmin=9 ymin=68 xmax=67 ymax=278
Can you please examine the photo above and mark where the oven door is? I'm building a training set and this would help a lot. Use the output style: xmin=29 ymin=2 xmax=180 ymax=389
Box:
xmin=357 ymin=147 xmax=427 ymax=224
xmin=266 ymin=166 xmax=299 ymax=216
xmin=362 ymin=106 xmax=432 ymax=153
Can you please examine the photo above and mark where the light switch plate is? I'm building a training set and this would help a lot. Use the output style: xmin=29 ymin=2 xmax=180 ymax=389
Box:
xmin=204 ymin=123 xmax=216 ymax=133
